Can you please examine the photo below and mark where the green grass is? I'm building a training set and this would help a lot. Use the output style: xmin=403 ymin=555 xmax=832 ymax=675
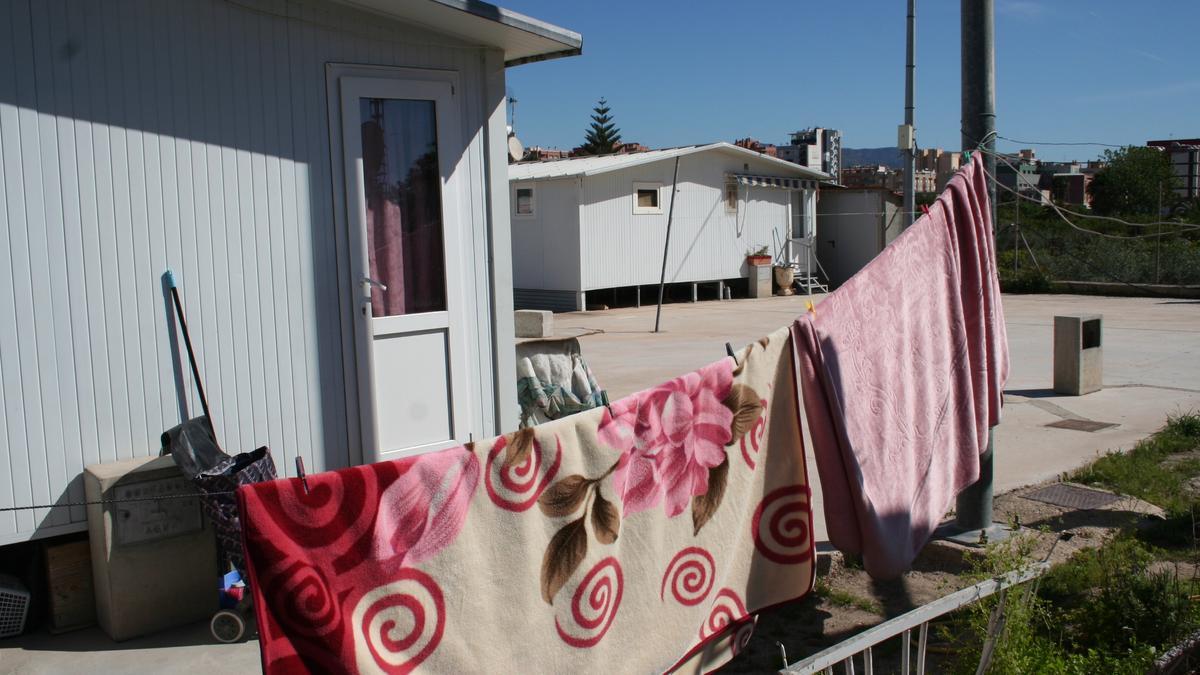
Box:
xmin=1071 ymin=412 xmax=1200 ymax=513
xmin=813 ymin=580 xmax=882 ymax=615
xmin=939 ymin=414 xmax=1200 ymax=674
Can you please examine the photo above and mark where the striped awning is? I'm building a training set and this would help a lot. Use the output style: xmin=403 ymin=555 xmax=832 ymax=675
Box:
xmin=731 ymin=174 xmax=818 ymax=190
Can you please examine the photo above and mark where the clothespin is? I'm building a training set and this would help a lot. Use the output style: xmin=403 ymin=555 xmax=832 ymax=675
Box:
xmin=725 ymin=342 xmax=735 ymax=358
xmin=963 ymin=149 xmax=972 ymax=162
xmin=776 ymin=642 xmax=789 ymax=670
xmin=601 ymin=390 xmax=614 ymax=417
xmin=294 ymin=456 xmax=310 ymax=495
xmin=805 ymin=299 xmax=816 ymax=317
xmin=920 ymin=204 xmax=931 ymax=216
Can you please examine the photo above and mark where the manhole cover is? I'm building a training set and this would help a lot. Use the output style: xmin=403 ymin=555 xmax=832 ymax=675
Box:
xmin=1023 ymin=483 xmax=1121 ymax=510
xmin=1044 ymin=418 xmax=1117 ymax=432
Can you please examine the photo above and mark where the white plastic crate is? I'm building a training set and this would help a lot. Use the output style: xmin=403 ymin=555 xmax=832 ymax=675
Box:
xmin=0 ymin=573 xmax=31 ymax=638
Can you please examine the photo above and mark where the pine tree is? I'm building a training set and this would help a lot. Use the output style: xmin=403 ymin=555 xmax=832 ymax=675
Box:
xmin=580 ymin=98 xmax=622 ymax=155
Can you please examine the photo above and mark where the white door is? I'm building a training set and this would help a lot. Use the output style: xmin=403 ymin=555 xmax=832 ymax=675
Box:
xmin=339 ymin=76 xmax=472 ymax=463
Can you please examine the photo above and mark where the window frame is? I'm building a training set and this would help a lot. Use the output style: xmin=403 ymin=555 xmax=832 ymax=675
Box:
xmin=512 ymin=183 xmax=536 ymax=218
xmin=632 ymin=181 xmax=663 ymax=215
xmin=724 ymin=178 xmax=739 ymax=214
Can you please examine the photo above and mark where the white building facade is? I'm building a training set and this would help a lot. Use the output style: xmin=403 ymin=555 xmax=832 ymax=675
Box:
xmin=0 ymin=0 xmax=580 ymax=545
xmin=509 ymin=143 xmax=827 ymax=311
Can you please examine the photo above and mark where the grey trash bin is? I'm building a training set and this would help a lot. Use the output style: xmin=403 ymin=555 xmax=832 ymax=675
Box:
xmin=1053 ymin=314 xmax=1102 ymax=396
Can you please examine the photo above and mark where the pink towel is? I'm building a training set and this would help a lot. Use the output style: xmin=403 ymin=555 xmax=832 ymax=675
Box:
xmin=792 ymin=153 xmax=1008 ymax=579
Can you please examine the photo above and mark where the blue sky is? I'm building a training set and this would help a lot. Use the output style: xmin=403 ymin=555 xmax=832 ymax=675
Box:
xmin=503 ymin=0 xmax=1200 ymax=162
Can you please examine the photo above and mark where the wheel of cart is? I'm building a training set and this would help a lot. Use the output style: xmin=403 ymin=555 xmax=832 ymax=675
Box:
xmin=210 ymin=608 xmax=246 ymax=643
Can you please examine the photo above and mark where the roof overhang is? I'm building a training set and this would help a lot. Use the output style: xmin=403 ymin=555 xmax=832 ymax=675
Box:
xmin=332 ymin=0 xmax=582 ymax=67
xmin=509 ymin=143 xmax=830 ymax=182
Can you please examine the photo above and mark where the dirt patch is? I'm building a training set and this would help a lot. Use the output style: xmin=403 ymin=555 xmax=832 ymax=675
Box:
xmin=717 ymin=481 xmax=1166 ymax=673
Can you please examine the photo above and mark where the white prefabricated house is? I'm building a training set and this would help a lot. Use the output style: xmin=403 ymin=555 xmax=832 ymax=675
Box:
xmin=508 ymin=143 xmax=829 ymax=312
xmin=0 ymin=0 xmax=580 ymax=545
xmin=816 ymin=187 xmax=905 ymax=288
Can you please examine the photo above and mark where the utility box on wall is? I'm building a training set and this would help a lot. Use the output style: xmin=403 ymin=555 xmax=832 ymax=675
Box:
xmin=85 ymin=455 xmax=217 ymax=641
xmin=1054 ymin=314 xmax=1103 ymax=395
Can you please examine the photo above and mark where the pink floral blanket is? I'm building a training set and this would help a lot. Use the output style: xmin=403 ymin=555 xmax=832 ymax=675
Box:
xmin=238 ymin=326 xmax=814 ymax=673
xmin=791 ymin=152 xmax=1009 ymax=579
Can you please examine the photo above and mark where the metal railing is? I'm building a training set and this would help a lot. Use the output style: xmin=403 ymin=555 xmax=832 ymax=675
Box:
xmin=780 ymin=562 xmax=1050 ymax=675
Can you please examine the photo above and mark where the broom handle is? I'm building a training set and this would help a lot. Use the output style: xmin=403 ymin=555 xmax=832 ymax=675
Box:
xmin=166 ymin=271 xmax=213 ymax=425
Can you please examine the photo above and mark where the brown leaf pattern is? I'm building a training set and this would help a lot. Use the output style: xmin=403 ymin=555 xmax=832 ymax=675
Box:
xmin=540 ymin=517 xmax=588 ymax=604
xmin=691 ymin=457 xmax=729 ymax=536
xmin=503 ymin=427 xmax=536 ymax=470
xmin=590 ymin=490 xmax=620 ymax=545
xmin=538 ymin=475 xmax=592 ymax=518
xmin=724 ymin=383 xmax=764 ymax=442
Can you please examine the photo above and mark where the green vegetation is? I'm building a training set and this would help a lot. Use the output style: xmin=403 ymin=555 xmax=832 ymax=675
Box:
xmin=578 ymin=98 xmax=621 ymax=155
xmin=813 ymin=580 xmax=882 ymax=614
xmin=1088 ymin=146 xmax=1179 ymax=217
xmin=995 ymin=199 xmax=1200 ymax=290
xmin=1073 ymin=412 xmax=1200 ymax=514
xmin=941 ymin=413 xmax=1200 ymax=674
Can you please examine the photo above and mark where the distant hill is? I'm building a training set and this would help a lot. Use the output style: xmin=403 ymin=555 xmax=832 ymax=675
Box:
xmin=842 ymin=147 xmax=903 ymax=169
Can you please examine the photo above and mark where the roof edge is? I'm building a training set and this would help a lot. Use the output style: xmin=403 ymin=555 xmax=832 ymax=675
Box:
xmin=427 ymin=0 xmax=583 ymax=63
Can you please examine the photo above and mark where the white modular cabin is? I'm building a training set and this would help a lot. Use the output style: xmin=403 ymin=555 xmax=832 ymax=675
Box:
xmin=816 ymin=188 xmax=905 ymax=288
xmin=508 ymin=143 xmax=828 ymax=312
xmin=0 ymin=0 xmax=581 ymax=545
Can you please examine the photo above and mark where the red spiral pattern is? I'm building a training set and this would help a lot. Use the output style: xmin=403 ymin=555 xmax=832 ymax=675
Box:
xmin=731 ymin=617 xmax=756 ymax=656
xmin=262 ymin=560 xmax=342 ymax=639
xmin=752 ymin=485 xmax=813 ymax=564
xmin=351 ymin=568 xmax=445 ymax=674
xmin=555 ymin=557 xmax=624 ymax=648
xmin=485 ymin=435 xmax=562 ymax=512
xmin=660 ymin=546 xmax=715 ymax=606
xmin=739 ymin=398 xmax=768 ymax=469
xmin=699 ymin=588 xmax=748 ymax=641
xmin=262 ymin=467 xmax=380 ymax=557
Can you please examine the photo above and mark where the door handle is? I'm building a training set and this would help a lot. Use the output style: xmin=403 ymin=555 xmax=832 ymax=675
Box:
xmin=362 ymin=277 xmax=388 ymax=292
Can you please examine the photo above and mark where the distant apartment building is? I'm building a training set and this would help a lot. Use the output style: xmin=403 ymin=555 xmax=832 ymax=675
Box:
xmin=996 ymin=154 xmax=1043 ymax=198
xmin=1147 ymin=138 xmax=1200 ymax=199
xmin=733 ymin=137 xmax=778 ymax=157
xmin=915 ymin=148 xmax=961 ymax=191
xmin=841 ymin=165 xmax=897 ymax=191
xmin=841 ymin=165 xmax=935 ymax=195
xmin=522 ymin=146 xmax=568 ymax=161
xmin=566 ymin=141 xmax=651 ymax=157
xmin=776 ymin=127 xmax=842 ymax=182
xmin=1048 ymin=172 xmax=1093 ymax=207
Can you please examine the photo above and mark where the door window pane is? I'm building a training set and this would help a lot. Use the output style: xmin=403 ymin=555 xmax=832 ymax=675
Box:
xmin=360 ymin=97 xmax=446 ymax=316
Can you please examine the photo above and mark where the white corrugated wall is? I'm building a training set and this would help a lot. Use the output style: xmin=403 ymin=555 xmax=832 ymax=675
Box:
xmin=578 ymin=154 xmax=794 ymax=291
xmin=0 ymin=0 xmax=503 ymax=544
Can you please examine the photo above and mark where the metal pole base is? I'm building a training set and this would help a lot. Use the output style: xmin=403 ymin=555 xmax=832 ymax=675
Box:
xmin=933 ymin=521 xmax=1018 ymax=548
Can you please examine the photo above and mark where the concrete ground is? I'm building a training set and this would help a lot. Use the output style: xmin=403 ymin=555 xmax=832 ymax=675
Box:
xmin=1 ymin=293 xmax=1196 ymax=673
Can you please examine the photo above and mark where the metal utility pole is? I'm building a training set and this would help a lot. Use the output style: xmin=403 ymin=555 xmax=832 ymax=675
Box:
xmin=902 ymin=0 xmax=917 ymax=228
xmin=954 ymin=0 xmax=1000 ymax=539
xmin=654 ymin=157 xmax=681 ymax=333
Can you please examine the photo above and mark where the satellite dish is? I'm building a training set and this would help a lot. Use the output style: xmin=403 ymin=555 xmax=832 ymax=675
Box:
xmin=508 ymin=134 xmax=525 ymax=162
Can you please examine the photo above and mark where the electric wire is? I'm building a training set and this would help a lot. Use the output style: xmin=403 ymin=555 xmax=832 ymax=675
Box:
xmin=0 ymin=490 xmax=238 ymax=513
xmin=995 ymin=135 xmax=1125 ymax=149
xmin=975 ymin=146 xmax=1199 ymax=238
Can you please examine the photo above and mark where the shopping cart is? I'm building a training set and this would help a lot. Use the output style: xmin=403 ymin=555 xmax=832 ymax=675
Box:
xmin=159 ymin=270 xmax=278 ymax=643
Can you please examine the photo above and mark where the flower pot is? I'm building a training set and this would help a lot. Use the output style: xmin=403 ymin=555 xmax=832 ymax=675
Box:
xmin=773 ymin=266 xmax=795 ymax=295
xmin=746 ymin=255 xmax=772 ymax=266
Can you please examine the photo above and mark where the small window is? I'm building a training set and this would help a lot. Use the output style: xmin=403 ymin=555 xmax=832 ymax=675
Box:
xmin=513 ymin=185 xmax=534 ymax=217
xmin=633 ymin=182 xmax=662 ymax=215
xmin=725 ymin=179 xmax=739 ymax=213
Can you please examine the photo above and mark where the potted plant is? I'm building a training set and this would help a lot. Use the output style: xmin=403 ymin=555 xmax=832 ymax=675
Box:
xmin=773 ymin=263 xmax=795 ymax=295
xmin=746 ymin=245 xmax=772 ymax=266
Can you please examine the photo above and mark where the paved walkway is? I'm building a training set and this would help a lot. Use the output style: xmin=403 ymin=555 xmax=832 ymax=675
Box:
xmin=2 ymin=294 xmax=1196 ymax=673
